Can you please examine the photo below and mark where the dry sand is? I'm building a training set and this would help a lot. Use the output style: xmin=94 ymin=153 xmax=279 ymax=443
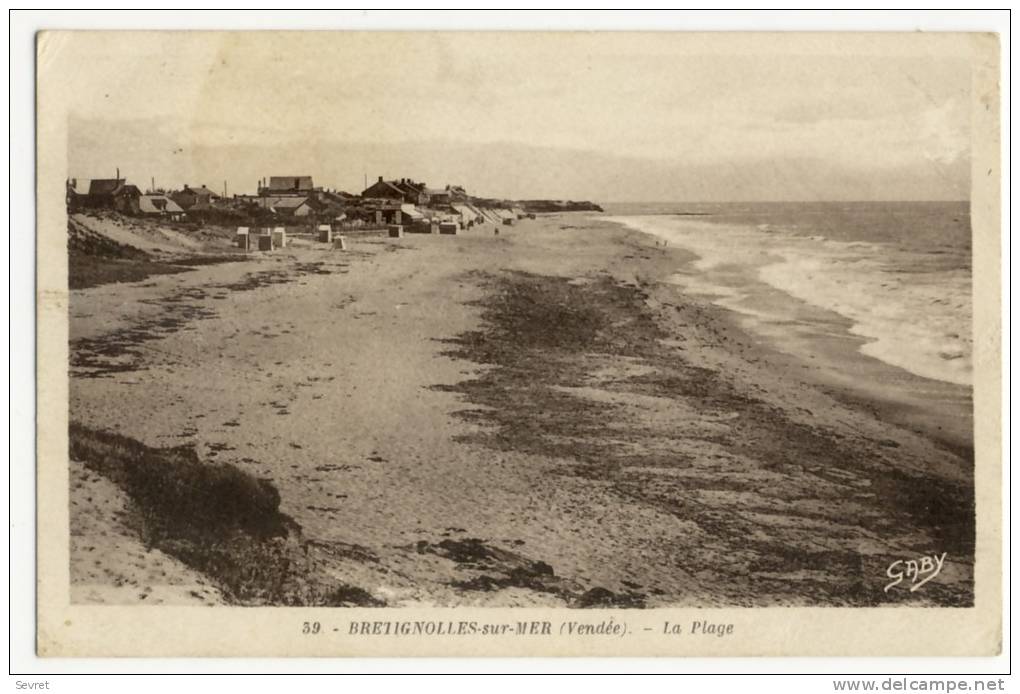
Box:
xmin=68 ymin=215 xmax=974 ymax=607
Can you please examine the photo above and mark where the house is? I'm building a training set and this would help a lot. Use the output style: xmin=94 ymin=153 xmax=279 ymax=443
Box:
xmin=395 ymin=179 xmax=429 ymax=206
xmin=66 ymin=178 xmax=90 ymax=211
xmin=361 ymin=177 xmax=430 ymax=206
xmin=138 ymin=194 xmax=186 ymax=218
xmin=258 ymin=196 xmax=315 ymax=217
xmin=84 ymin=179 xmax=142 ymax=214
xmin=361 ymin=177 xmax=406 ymax=202
xmin=426 ymin=188 xmax=451 ymax=206
xmin=172 ymin=184 xmax=219 ymax=211
xmin=258 ymin=176 xmax=317 ymax=197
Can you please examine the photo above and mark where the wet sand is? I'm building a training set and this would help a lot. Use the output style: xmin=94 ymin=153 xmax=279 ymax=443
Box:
xmin=68 ymin=214 xmax=974 ymax=607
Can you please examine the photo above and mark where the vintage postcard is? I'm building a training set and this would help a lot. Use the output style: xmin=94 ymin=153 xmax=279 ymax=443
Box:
xmin=35 ymin=30 xmax=1001 ymax=657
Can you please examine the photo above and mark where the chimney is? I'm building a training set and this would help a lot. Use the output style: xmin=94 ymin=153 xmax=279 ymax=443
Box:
xmin=116 ymin=167 xmax=120 ymax=181
xmin=378 ymin=176 xmax=383 ymax=183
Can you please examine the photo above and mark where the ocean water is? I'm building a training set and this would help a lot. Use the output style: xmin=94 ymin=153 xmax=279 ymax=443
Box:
xmin=604 ymin=202 xmax=972 ymax=388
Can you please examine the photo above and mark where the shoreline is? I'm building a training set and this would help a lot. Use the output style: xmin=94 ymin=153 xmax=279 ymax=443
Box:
xmin=599 ymin=213 xmax=974 ymax=459
xmin=68 ymin=212 xmax=974 ymax=606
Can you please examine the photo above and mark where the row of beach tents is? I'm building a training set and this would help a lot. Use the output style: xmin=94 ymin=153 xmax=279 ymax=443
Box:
xmin=457 ymin=204 xmax=529 ymax=226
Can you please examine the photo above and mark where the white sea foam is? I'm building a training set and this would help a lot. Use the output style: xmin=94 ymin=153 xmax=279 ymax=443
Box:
xmin=608 ymin=215 xmax=972 ymax=387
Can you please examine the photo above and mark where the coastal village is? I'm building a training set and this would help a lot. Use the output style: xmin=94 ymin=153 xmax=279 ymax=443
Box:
xmin=63 ymin=171 xmax=597 ymax=253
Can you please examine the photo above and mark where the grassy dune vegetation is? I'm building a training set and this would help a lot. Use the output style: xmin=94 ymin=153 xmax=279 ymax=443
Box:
xmin=69 ymin=423 xmax=381 ymax=606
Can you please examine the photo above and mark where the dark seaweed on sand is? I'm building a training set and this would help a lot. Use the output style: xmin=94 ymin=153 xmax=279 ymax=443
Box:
xmin=434 ymin=271 xmax=975 ymax=607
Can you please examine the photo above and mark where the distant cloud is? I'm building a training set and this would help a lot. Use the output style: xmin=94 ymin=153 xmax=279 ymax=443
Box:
xmin=59 ymin=32 xmax=974 ymax=201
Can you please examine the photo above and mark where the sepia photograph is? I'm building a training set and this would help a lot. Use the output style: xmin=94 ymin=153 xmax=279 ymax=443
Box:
xmin=28 ymin=23 xmax=1002 ymax=660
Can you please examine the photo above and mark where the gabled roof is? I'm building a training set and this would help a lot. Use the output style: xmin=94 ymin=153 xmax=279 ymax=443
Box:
xmin=266 ymin=196 xmax=311 ymax=209
xmin=88 ymin=178 xmax=126 ymax=195
xmin=139 ymin=195 xmax=184 ymax=214
xmin=363 ymin=180 xmax=406 ymax=197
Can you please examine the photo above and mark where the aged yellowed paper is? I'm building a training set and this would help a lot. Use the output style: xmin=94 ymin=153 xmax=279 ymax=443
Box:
xmin=37 ymin=31 xmax=1001 ymax=657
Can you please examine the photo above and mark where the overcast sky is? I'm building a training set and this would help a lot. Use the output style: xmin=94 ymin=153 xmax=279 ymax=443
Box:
xmin=49 ymin=31 xmax=975 ymax=200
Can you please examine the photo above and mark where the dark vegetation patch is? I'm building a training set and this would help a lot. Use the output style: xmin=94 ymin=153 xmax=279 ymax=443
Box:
xmin=294 ymin=262 xmax=341 ymax=275
xmin=573 ymin=587 xmax=647 ymax=609
xmin=415 ymin=538 xmax=642 ymax=608
xmin=69 ymin=423 xmax=383 ymax=606
xmin=434 ymin=271 xmax=975 ymax=607
xmin=70 ymin=263 xmax=335 ymax=378
xmin=69 ymin=253 xmax=192 ymax=290
xmin=70 ymin=293 xmax=217 ymax=377
xmin=68 ymin=218 xmax=242 ymax=290
xmin=172 ymin=255 xmax=244 ymax=267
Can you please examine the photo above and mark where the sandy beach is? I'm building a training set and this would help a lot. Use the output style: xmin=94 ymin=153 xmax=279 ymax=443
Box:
xmin=68 ymin=213 xmax=974 ymax=608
